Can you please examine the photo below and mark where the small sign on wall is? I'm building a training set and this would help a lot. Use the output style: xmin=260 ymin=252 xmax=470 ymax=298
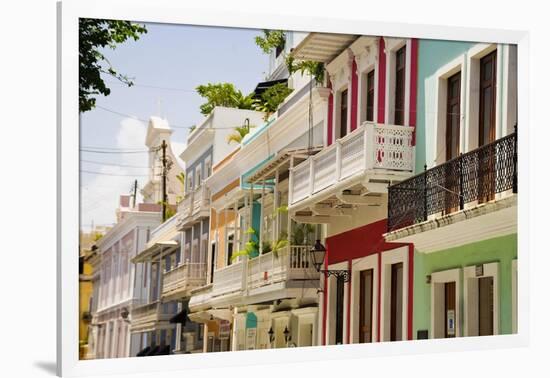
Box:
xmin=447 ymin=310 xmax=456 ymax=336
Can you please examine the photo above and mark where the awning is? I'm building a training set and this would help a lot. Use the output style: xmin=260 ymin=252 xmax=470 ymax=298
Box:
xmin=253 ymin=79 xmax=288 ymax=97
xmin=169 ymin=310 xmax=188 ymax=325
xmin=291 ymin=33 xmax=359 ymax=63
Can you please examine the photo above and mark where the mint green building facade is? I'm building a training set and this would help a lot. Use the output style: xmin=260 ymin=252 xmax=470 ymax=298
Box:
xmin=413 ymin=234 xmax=517 ymax=338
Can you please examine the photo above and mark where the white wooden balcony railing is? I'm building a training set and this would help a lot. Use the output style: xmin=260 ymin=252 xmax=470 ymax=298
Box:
xmin=290 ymin=122 xmax=415 ymax=205
xmin=247 ymin=245 xmax=318 ymax=290
xmin=211 ymin=260 xmax=245 ymax=297
xmin=192 ymin=185 xmax=209 ymax=216
xmin=150 ymin=211 xmax=180 ymax=241
xmin=162 ymin=262 xmax=206 ymax=298
xmin=178 ymin=185 xmax=210 ymax=227
xmin=177 ymin=192 xmax=193 ymax=219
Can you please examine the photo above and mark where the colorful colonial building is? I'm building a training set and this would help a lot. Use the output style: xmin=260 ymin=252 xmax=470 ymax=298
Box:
xmin=384 ymin=41 xmax=518 ymax=339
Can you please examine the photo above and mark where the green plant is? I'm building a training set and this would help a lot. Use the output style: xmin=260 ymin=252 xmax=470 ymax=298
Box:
xmin=175 ymin=172 xmax=185 ymax=204
xmin=195 ymin=83 xmax=255 ymax=116
xmin=79 ymin=19 xmax=147 ymax=112
xmin=291 ymin=223 xmax=316 ymax=246
xmin=231 ymin=227 xmax=260 ymax=261
xmin=226 ymin=124 xmax=256 ymax=145
xmin=189 ymin=124 xmax=196 ymax=133
xmin=253 ymin=83 xmax=293 ymax=120
xmin=254 ymin=30 xmax=286 ymax=54
xmin=285 ymin=55 xmax=325 ymax=84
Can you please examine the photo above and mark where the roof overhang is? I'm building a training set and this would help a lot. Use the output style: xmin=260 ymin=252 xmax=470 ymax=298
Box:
xmin=291 ymin=33 xmax=360 ymax=63
xmin=132 ymin=240 xmax=179 ymax=263
xmin=246 ymin=146 xmax=323 ymax=184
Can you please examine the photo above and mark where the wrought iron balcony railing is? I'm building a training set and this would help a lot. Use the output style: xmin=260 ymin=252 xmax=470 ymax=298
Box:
xmin=387 ymin=131 xmax=517 ymax=232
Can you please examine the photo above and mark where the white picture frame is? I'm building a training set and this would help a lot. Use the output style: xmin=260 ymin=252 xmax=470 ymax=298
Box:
xmin=57 ymin=1 xmax=530 ymax=376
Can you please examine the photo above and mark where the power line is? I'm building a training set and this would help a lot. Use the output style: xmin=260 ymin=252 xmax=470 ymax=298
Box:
xmin=80 ymin=159 xmax=150 ymax=169
xmin=105 ymin=79 xmax=197 ymax=93
xmin=80 ymin=169 xmax=150 ymax=177
xmin=80 ymin=145 xmax=150 ymax=152
xmin=80 ymin=149 xmax=150 ymax=154
xmin=93 ymin=105 xmax=246 ymax=129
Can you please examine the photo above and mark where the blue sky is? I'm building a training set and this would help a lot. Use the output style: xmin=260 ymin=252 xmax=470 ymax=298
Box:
xmin=80 ymin=22 xmax=269 ymax=231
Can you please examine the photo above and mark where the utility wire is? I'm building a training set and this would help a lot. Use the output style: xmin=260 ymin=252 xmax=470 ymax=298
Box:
xmin=80 ymin=169 xmax=150 ymax=177
xmin=80 ymin=149 xmax=150 ymax=154
xmin=80 ymin=159 xmax=150 ymax=169
xmin=93 ymin=105 xmax=250 ymax=129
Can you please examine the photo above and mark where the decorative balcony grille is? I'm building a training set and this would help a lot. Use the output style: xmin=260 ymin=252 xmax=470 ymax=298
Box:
xmin=387 ymin=131 xmax=517 ymax=232
xmin=162 ymin=263 xmax=206 ymax=297
xmin=290 ymin=122 xmax=414 ymax=205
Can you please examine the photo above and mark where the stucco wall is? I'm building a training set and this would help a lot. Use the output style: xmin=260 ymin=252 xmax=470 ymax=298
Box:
xmin=416 ymin=39 xmax=474 ymax=173
xmin=413 ymin=233 xmax=517 ymax=338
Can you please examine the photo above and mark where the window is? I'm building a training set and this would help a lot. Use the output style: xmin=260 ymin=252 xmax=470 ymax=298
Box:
xmin=394 ymin=46 xmax=406 ymax=125
xmin=205 ymin=157 xmax=212 ymax=178
xmin=445 ymin=71 xmax=462 ymax=214
xmin=479 ymin=50 xmax=497 ymax=146
xmin=339 ymin=89 xmax=348 ymax=138
xmin=226 ymin=234 xmax=234 ymax=266
xmin=446 ymin=71 xmax=461 ymax=161
xmin=210 ymin=242 xmax=216 ymax=283
xmin=195 ymin=166 xmax=202 ymax=190
xmin=366 ymin=70 xmax=375 ymax=122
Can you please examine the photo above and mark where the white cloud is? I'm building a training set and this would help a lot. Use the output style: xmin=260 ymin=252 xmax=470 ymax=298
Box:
xmin=80 ymin=118 xmax=148 ymax=231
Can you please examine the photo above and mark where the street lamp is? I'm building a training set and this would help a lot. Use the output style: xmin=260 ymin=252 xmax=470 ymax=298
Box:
xmin=268 ymin=327 xmax=274 ymax=343
xmin=243 ymin=118 xmax=250 ymax=134
xmin=309 ymin=239 xmax=350 ymax=282
xmin=283 ymin=326 xmax=291 ymax=343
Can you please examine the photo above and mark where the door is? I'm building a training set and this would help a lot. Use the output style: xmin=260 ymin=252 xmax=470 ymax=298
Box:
xmin=359 ymin=269 xmax=374 ymax=343
xmin=478 ymin=50 xmax=497 ymax=203
xmin=444 ymin=282 xmax=456 ymax=338
xmin=366 ymin=70 xmax=375 ymax=122
xmin=445 ymin=71 xmax=462 ymax=214
xmin=335 ymin=277 xmax=345 ymax=344
xmin=478 ymin=277 xmax=494 ymax=336
xmin=340 ymin=89 xmax=348 ymax=139
xmin=390 ymin=262 xmax=403 ymax=341
xmin=394 ymin=46 xmax=406 ymax=126
xmin=298 ymin=323 xmax=313 ymax=347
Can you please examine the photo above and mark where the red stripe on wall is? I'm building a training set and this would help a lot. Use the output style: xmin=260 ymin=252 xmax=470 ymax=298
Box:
xmin=350 ymin=59 xmax=359 ymax=131
xmin=347 ymin=259 xmax=352 ymax=344
xmin=322 ymin=247 xmax=329 ymax=345
xmin=377 ymin=37 xmax=386 ymax=124
xmin=409 ymin=38 xmax=418 ymax=145
xmin=327 ymin=79 xmax=334 ymax=146
xmin=377 ymin=249 xmax=382 ymax=342
xmin=407 ymin=244 xmax=414 ymax=340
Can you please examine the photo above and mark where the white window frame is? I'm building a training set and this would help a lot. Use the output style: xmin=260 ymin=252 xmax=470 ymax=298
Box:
xmin=379 ymin=245 xmax=409 ymax=342
xmin=350 ymin=36 xmax=379 ymax=126
xmin=432 ymin=54 xmax=467 ymax=166
xmin=464 ymin=43 xmax=500 ymax=152
xmin=384 ymin=38 xmax=412 ymax=126
xmin=430 ymin=268 xmax=461 ymax=339
xmin=350 ymin=254 xmax=379 ymax=343
xmin=463 ymin=262 xmax=500 ymax=336
xmin=325 ymin=261 xmax=348 ymax=345
xmin=327 ymin=48 xmax=354 ymax=141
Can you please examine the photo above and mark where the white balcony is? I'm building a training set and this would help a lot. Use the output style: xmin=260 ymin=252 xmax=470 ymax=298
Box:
xmin=247 ymin=246 xmax=318 ymax=291
xmin=130 ymin=301 xmax=172 ymax=333
xmin=178 ymin=185 xmax=210 ymax=229
xmin=289 ymin=122 xmax=415 ymax=208
xmin=211 ymin=260 xmax=245 ymax=299
xmin=162 ymin=262 xmax=207 ymax=301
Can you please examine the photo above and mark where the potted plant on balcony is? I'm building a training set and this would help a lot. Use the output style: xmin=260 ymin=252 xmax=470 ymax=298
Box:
xmin=253 ymin=83 xmax=293 ymax=121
